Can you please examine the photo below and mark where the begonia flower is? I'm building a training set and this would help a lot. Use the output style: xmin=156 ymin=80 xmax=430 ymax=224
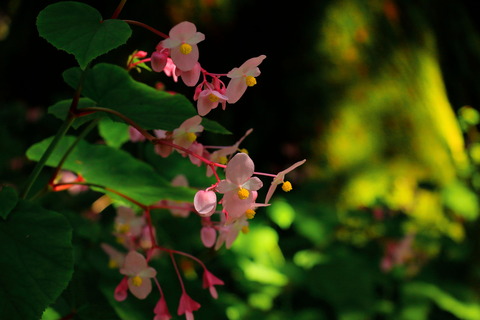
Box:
xmin=119 ymin=251 xmax=157 ymax=300
xmin=114 ymin=277 xmax=129 ymax=301
xmin=163 ymin=58 xmax=180 ymax=82
xmin=216 ymin=153 xmax=263 ymax=221
xmin=196 ymin=87 xmax=228 ymax=116
xmin=177 ymin=292 xmax=201 ymax=320
xmin=166 ymin=175 xmax=192 ymax=218
xmin=162 ymin=21 xmax=205 ymax=71
xmin=154 ymin=129 xmax=174 ymax=158
xmin=214 ymin=215 xmax=249 ymax=250
xmin=172 ymin=115 xmax=204 ymax=149
xmin=225 ymin=55 xmax=266 ymax=104
xmin=128 ymin=126 xmax=146 ymax=142
xmin=180 ymin=62 xmax=202 ymax=87
xmin=264 ymin=159 xmax=306 ymax=204
xmin=101 ymin=243 xmax=125 ymax=269
xmin=154 ymin=295 xmax=172 ymax=320
xmin=151 ymin=45 xmax=170 ymax=73
xmin=114 ymin=207 xmax=145 ymax=237
xmin=202 ymin=270 xmax=224 ymax=299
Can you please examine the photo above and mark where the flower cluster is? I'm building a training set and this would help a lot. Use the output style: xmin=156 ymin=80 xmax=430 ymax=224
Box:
xmin=131 ymin=21 xmax=266 ymax=116
xmin=99 ymin=20 xmax=305 ymax=320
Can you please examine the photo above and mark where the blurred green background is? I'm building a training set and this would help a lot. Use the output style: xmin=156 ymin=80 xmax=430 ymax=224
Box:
xmin=3 ymin=0 xmax=480 ymax=319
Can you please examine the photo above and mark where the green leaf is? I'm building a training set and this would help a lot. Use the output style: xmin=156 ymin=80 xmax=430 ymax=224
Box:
xmin=63 ymin=63 xmax=197 ymax=131
xmin=442 ymin=181 xmax=479 ymax=220
xmin=267 ymin=198 xmax=296 ymax=229
xmin=98 ymin=118 xmax=130 ymax=149
xmin=48 ymin=98 xmax=102 ymax=129
xmin=0 ymin=186 xmax=18 ymax=220
xmin=26 ymin=136 xmax=196 ymax=205
xmin=0 ymin=200 xmax=73 ymax=320
xmin=37 ymin=2 xmax=131 ymax=69
xmin=201 ymin=117 xmax=232 ymax=134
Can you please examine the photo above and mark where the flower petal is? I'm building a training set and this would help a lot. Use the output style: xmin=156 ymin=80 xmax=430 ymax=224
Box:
xmin=128 ymin=277 xmax=152 ymax=300
xmin=225 ymin=153 xmax=254 ymax=185
xmin=225 ymin=77 xmax=247 ymax=104
xmin=242 ymin=176 xmax=263 ymax=191
xmin=120 ymin=251 xmax=148 ymax=276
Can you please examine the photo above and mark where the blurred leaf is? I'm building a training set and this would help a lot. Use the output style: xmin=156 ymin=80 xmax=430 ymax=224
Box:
xmin=0 ymin=186 xmax=18 ymax=220
xmin=98 ymin=118 xmax=130 ymax=149
xmin=442 ymin=181 xmax=479 ymax=220
xmin=404 ymin=282 xmax=480 ymax=320
xmin=40 ymin=308 xmax=62 ymax=320
xmin=37 ymin=1 xmax=131 ymax=69
xmin=26 ymin=136 xmax=196 ymax=205
xmin=201 ymin=117 xmax=232 ymax=135
xmin=267 ymin=198 xmax=296 ymax=229
xmin=0 ymin=200 xmax=73 ymax=320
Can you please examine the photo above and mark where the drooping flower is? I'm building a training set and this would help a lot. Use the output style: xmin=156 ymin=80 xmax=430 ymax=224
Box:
xmin=165 ymin=175 xmax=192 ymax=218
xmin=264 ymin=159 xmax=306 ymax=204
xmin=180 ymin=62 xmax=202 ymax=87
xmin=202 ymin=270 xmax=224 ymax=299
xmin=214 ymin=215 xmax=249 ymax=250
xmin=154 ymin=295 xmax=172 ymax=320
xmin=119 ymin=251 xmax=157 ymax=300
xmin=151 ymin=44 xmax=170 ymax=73
xmin=114 ymin=207 xmax=145 ymax=238
xmin=114 ymin=277 xmax=129 ymax=302
xmin=216 ymin=153 xmax=263 ymax=222
xmin=162 ymin=21 xmax=205 ymax=71
xmin=177 ymin=292 xmax=201 ymax=320
xmin=225 ymin=55 xmax=266 ymax=104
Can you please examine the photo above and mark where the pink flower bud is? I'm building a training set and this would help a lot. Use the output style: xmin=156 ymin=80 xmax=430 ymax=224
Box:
xmin=201 ymin=226 xmax=216 ymax=248
xmin=194 ymin=190 xmax=217 ymax=216
xmin=151 ymin=51 xmax=169 ymax=72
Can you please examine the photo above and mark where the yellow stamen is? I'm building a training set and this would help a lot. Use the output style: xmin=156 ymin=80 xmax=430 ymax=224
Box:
xmin=218 ymin=156 xmax=228 ymax=164
xmin=208 ymin=93 xmax=219 ymax=102
xmin=241 ymin=226 xmax=250 ymax=234
xmin=132 ymin=275 xmax=143 ymax=287
xmin=108 ymin=259 xmax=118 ymax=269
xmin=282 ymin=181 xmax=293 ymax=192
xmin=116 ymin=236 xmax=125 ymax=244
xmin=238 ymin=148 xmax=248 ymax=154
xmin=237 ymin=187 xmax=250 ymax=200
xmin=179 ymin=43 xmax=192 ymax=55
xmin=116 ymin=224 xmax=130 ymax=234
xmin=245 ymin=76 xmax=257 ymax=87
xmin=245 ymin=209 xmax=256 ymax=219
xmin=186 ymin=132 xmax=197 ymax=142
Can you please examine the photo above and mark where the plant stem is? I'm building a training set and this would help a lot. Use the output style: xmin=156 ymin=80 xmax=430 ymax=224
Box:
xmin=123 ymin=20 xmax=169 ymax=38
xmin=21 ymin=115 xmax=75 ymax=199
xmin=111 ymin=0 xmax=127 ymax=19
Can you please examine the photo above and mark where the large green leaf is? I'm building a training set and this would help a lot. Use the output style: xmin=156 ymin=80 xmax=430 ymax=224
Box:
xmin=63 ymin=63 xmax=197 ymax=131
xmin=0 ymin=186 xmax=18 ymax=220
xmin=0 ymin=200 xmax=74 ymax=320
xmin=49 ymin=98 xmax=102 ymax=129
xmin=37 ymin=1 xmax=131 ymax=69
xmin=26 ymin=136 xmax=196 ymax=205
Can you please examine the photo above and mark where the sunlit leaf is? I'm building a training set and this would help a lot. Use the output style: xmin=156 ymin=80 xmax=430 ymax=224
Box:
xmin=37 ymin=1 xmax=131 ymax=69
xmin=267 ymin=198 xmax=296 ymax=229
xmin=442 ymin=181 xmax=479 ymax=220
xmin=48 ymin=98 xmax=101 ymax=129
xmin=0 ymin=200 xmax=73 ymax=320
xmin=98 ymin=118 xmax=130 ymax=149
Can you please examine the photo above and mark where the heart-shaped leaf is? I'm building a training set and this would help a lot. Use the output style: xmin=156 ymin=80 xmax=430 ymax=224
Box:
xmin=0 ymin=200 xmax=73 ymax=320
xmin=37 ymin=1 xmax=132 ymax=69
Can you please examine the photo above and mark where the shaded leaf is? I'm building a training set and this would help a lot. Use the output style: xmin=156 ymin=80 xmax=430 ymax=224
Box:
xmin=0 ymin=200 xmax=73 ymax=320
xmin=0 ymin=186 xmax=18 ymax=220
xmin=37 ymin=1 xmax=131 ymax=69
xmin=48 ymin=98 xmax=101 ymax=129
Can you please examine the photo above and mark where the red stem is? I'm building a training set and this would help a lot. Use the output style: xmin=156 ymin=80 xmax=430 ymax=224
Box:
xmin=123 ymin=20 xmax=169 ymax=38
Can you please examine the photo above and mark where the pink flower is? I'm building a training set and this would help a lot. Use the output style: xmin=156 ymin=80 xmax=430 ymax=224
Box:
xmin=225 ymin=55 xmax=266 ymax=104
xmin=128 ymin=126 xmax=146 ymax=142
xmin=163 ymin=58 xmax=180 ymax=82
xmin=154 ymin=129 xmax=174 ymax=158
xmin=119 ymin=251 xmax=157 ymax=300
xmin=180 ymin=62 xmax=202 ymax=87
xmin=215 ymin=215 xmax=249 ymax=250
xmin=264 ymin=159 xmax=306 ymax=204
xmin=114 ymin=207 xmax=145 ymax=237
xmin=216 ymin=153 xmax=263 ymax=221
xmin=202 ymin=270 xmax=224 ymax=299
xmin=114 ymin=277 xmax=129 ymax=302
xmin=196 ymin=86 xmax=228 ymax=116
xmin=151 ymin=44 xmax=170 ymax=73
xmin=101 ymin=243 xmax=125 ymax=269
xmin=200 ymin=226 xmax=217 ymax=248
xmin=154 ymin=295 xmax=172 ymax=320
xmin=194 ymin=190 xmax=217 ymax=216
xmin=162 ymin=21 xmax=205 ymax=71
xmin=177 ymin=292 xmax=201 ymax=320
xmin=173 ymin=115 xmax=204 ymax=149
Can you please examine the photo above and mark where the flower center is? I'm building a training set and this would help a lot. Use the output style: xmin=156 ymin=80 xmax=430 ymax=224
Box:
xmin=132 ymin=275 xmax=143 ymax=287
xmin=245 ymin=76 xmax=257 ymax=87
xmin=237 ymin=187 xmax=250 ymax=200
xmin=186 ymin=132 xmax=197 ymax=142
xmin=282 ymin=181 xmax=292 ymax=192
xmin=180 ymin=43 xmax=193 ymax=55
xmin=208 ymin=93 xmax=219 ymax=102
xmin=241 ymin=226 xmax=250 ymax=234
xmin=116 ymin=223 xmax=130 ymax=233
xmin=245 ymin=209 xmax=256 ymax=219
xmin=218 ymin=156 xmax=228 ymax=164
xmin=108 ymin=259 xmax=118 ymax=269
